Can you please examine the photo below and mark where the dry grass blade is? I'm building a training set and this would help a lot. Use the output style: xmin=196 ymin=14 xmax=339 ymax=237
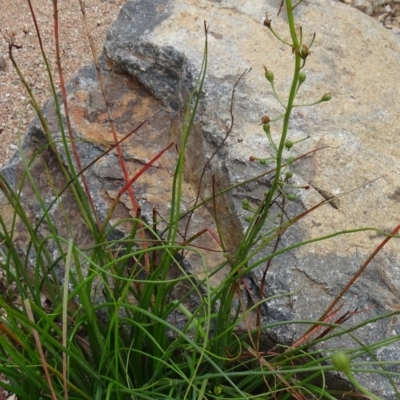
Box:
xmin=246 ymin=345 xmax=306 ymax=400
xmin=24 ymin=299 xmax=58 ymax=400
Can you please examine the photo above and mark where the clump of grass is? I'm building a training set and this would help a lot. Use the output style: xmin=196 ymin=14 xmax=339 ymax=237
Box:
xmin=0 ymin=0 xmax=399 ymax=399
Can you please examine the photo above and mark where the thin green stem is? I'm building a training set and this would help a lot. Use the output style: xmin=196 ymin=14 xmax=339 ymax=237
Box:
xmin=237 ymin=0 xmax=301 ymax=259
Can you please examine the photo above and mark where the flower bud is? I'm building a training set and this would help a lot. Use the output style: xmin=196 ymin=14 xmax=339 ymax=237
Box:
xmin=332 ymin=351 xmax=350 ymax=373
xmin=285 ymin=171 xmax=293 ymax=179
xmin=244 ymin=215 xmax=253 ymax=223
xmin=263 ymin=123 xmax=271 ymax=135
xmin=214 ymin=386 xmax=222 ymax=395
xmin=242 ymin=199 xmax=249 ymax=208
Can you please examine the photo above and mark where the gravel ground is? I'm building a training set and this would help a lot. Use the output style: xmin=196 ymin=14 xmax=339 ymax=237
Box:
xmin=340 ymin=0 xmax=400 ymax=28
xmin=0 ymin=0 xmax=126 ymax=168
xmin=0 ymin=0 xmax=399 ymax=168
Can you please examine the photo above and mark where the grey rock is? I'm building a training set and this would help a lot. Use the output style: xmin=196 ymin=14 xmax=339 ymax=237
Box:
xmin=105 ymin=0 xmax=400 ymax=396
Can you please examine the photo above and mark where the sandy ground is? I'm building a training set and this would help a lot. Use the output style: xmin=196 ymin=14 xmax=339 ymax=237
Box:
xmin=0 ymin=0 xmax=126 ymax=167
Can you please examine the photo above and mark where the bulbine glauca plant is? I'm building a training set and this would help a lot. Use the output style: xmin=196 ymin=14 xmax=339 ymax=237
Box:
xmin=237 ymin=0 xmax=331 ymax=262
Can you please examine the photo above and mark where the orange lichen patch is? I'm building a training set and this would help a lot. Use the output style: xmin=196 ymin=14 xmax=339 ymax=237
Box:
xmin=74 ymin=90 xmax=90 ymax=103
xmin=110 ymin=92 xmax=155 ymax=121
xmin=67 ymin=72 xmax=170 ymax=154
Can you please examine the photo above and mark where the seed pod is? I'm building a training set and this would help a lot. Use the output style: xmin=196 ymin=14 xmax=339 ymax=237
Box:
xmin=263 ymin=123 xmax=271 ymax=135
xmin=285 ymin=140 xmax=293 ymax=150
xmin=298 ymin=71 xmax=306 ymax=84
xmin=265 ymin=70 xmax=274 ymax=83
xmin=321 ymin=92 xmax=332 ymax=102
xmin=286 ymin=156 xmax=295 ymax=165
xmin=285 ymin=171 xmax=293 ymax=179
xmin=287 ymin=193 xmax=296 ymax=201
xmin=242 ymin=199 xmax=249 ymax=208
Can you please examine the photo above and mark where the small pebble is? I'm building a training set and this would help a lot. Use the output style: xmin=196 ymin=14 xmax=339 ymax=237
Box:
xmin=0 ymin=54 xmax=6 ymax=71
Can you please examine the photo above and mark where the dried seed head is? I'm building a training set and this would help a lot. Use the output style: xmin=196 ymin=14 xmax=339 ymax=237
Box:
xmin=300 ymin=45 xmax=310 ymax=59
xmin=263 ymin=17 xmax=271 ymax=28
xmin=261 ymin=115 xmax=270 ymax=124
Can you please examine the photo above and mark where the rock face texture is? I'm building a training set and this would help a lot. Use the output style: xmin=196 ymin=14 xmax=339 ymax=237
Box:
xmin=1 ymin=0 xmax=400 ymax=397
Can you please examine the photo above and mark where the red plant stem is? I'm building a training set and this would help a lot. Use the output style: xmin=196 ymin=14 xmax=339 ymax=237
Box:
xmin=77 ymin=0 xmax=166 ymax=272
xmin=77 ymin=0 xmax=140 ymax=212
xmin=117 ymin=143 xmax=174 ymax=196
xmin=0 ymin=322 xmax=25 ymax=348
xmin=53 ymin=0 xmax=101 ymax=229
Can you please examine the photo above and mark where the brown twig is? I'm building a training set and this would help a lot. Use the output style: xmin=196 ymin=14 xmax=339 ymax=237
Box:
xmin=309 ymin=220 xmax=400 ymax=334
xmin=25 ymin=299 xmax=58 ymax=400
